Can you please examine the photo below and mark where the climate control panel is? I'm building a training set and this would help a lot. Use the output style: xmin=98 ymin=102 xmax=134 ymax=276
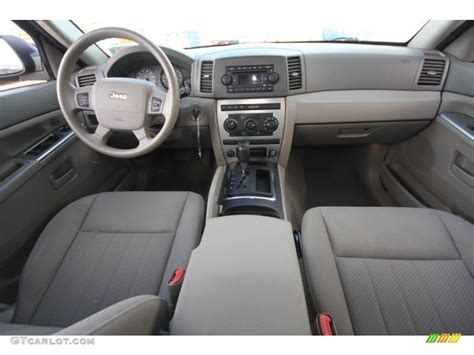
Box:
xmin=224 ymin=114 xmax=279 ymax=137
xmin=217 ymin=98 xmax=285 ymax=163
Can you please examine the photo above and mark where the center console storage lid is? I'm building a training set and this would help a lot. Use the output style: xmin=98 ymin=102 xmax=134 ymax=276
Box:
xmin=171 ymin=215 xmax=311 ymax=335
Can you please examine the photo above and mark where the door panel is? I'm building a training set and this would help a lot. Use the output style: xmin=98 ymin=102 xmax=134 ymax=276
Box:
xmin=382 ymin=57 xmax=474 ymax=222
xmin=0 ymin=82 xmax=59 ymax=130
xmin=0 ymin=82 xmax=132 ymax=303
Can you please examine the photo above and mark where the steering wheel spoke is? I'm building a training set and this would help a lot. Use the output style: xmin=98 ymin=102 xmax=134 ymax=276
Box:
xmin=93 ymin=124 xmax=112 ymax=142
xmin=133 ymin=127 xmax=153 ymax=147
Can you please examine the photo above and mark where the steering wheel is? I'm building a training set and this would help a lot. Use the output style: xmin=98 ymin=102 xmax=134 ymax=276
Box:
xmin=57 ymin=27 xmax=180 ymax=158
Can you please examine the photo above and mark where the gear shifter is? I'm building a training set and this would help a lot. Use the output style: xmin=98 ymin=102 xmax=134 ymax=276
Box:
xmin=236 ymin=141 xmax=250 ymax=177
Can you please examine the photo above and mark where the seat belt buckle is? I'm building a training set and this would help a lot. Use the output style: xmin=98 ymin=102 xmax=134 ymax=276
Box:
xmin=316 ymin=313 xmax=337 ymax=335
xmin=168 ymin=267 xmax=186 ymax=306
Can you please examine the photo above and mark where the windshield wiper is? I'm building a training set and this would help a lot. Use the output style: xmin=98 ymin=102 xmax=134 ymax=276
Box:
xmin=187 ymin=37 xmax=362 ymax=49
xmin=186 ymin=40 xmax=240 ymax=49
xmin=258 ymin=38 xmax=362 ymax=45
xmin=331 ymin=37 xmax=360 ymax=42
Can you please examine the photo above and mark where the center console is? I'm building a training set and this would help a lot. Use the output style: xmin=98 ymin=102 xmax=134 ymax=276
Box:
xmin=217 ymin=98 xmax=285 ymax=163
xmin=172 ymin=56 xmax=310 ymax=334
xmin=171 ymin=215 xmax=311 ymax=335
xmin=216 ymin=98 xmax=286 ymax=218
xmin=170 ymin=52 xmax=311 ymax=334
xmin=204 ymin=55 xmax=293 ymax=221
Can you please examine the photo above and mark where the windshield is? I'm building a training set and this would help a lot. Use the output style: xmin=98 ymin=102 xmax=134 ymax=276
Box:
xmin=74 ymin=18 xmax=428 ymax=54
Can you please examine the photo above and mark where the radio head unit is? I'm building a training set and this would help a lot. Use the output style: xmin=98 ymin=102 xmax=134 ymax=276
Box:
xmin=221 ymin=65 xmax=280 ymax=93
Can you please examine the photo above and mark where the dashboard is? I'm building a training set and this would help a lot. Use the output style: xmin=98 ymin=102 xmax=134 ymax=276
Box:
xmin=103 ymin=42 xmax=448 ymax=101
xmin=92 ymin=42 xmax=448 ymax=154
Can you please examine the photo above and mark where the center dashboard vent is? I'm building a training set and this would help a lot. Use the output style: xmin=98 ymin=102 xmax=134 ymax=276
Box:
xmin=77 ymin=74 xmax=97 ymax=87
xmin=200 ymin=61 xmax=213 ymax=93
xmin=287 ymin=56 xmax=302 ymax=90
xmin=417 ymin=59 xmax=446 ymax=86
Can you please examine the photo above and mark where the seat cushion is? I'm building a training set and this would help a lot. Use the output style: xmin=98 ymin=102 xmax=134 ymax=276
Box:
xmin=301 ymin=207 xmax=474 ymax=335
xmin=12 ymin=191 xmax=204 ymax=328
xmin=0 ymin=323 xmax=60 ymax=335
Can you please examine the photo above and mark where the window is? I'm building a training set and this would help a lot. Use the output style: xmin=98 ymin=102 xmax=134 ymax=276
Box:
xmin=73 ymin=18 xmax=428 ymax=53
xmin=0 ymin=21 xmax=49 ymax=92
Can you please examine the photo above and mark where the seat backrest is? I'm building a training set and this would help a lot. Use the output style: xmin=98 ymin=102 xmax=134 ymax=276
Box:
xmin=13 ymin=192 xmax=204 ymax=327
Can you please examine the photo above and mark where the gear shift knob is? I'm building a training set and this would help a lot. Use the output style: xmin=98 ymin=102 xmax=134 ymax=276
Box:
xmin=236 ymin=141 xmax=250 ymax=175
xmin=237 ymin=141 xmax=250 ymax=165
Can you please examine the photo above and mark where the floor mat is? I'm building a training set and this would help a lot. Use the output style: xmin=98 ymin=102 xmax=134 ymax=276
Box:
xmin=142 ymin=149 xmax=215 ymax=201
xmin=298 ymin=147 xmax=379 ymax=208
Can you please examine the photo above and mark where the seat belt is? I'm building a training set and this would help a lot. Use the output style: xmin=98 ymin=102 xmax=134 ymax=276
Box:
xmin=168 ymin=267 xmax=186 ymax=306
xmin=315 ymin=313 xmax=337 ymax=335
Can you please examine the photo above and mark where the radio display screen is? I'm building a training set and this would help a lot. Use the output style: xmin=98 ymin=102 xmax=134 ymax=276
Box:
xmin=237 ymin=72 xmax=264 ymax=86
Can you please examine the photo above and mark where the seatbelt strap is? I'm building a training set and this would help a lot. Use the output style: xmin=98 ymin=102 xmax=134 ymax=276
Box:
xmin=168 ymin=267 xmax=186 ymax=306
xmin=315 ymin=313 xmax=337 ymax=335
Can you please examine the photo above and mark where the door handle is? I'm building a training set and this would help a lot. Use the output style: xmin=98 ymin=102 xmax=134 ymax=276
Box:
xmin=337 ymin=127 xmax=376 ymax=138
xmin=49 ymin=168 xmax=76 ymax=190
xmin=49 ymin=159 xmax=77 ymax=190
xmin=450 ymin=152 xmax=474 ymax=188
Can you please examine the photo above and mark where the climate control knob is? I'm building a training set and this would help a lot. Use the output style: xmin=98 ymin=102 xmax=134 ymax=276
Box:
xmin=267 ymin=72 xmax=279 ymax=84
xmin=224 ymin=119 xmax=238 ymax=131
xmin=221 ymin=74 xmax=233 ymax=86
xmin=264 ymin=117 xmax=279 ymax=131
xmin=244 ymin=119 xmax=257 ymax=131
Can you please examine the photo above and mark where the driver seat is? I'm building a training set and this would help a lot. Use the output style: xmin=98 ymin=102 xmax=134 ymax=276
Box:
xmin=0 ymin=191 xmax=204 ymax=335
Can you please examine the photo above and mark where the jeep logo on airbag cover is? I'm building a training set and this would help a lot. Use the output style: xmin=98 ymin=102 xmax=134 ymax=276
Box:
xmin=93 ymin=78 xmax=150 ymax=131
xmin=109 ymin=91 xmax=128 ymax=100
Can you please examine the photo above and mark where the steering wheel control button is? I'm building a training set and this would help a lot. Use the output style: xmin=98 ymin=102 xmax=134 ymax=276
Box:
xmin=77 ymin=93 xmax=89 ymax=108
xmin=151 ymin=97 xmax=162 ymax=112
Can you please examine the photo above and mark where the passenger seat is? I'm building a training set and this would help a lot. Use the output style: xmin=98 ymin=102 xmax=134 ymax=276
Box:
xmin=301 ymin=207 xmax=473 ymax=335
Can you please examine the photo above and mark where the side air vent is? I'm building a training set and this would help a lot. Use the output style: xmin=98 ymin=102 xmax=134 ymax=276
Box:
xmin=417 ymin=59 xmax=446 ymax=86
xmin=287 ymin=56 xmax=302 ymax=90
xmin=77 ymin=74 xmax=97 ymax=87
xmin=200 ymin=61 xmax=213 ymax=93
xmin=288 ymin=57 xmax=303 ymax=90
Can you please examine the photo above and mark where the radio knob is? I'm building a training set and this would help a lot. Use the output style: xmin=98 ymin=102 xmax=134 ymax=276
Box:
xmin=267 ymin=72 xmax=279 ymax=84
xmin=221 ymin=74 xmax=233 ymax=86
xmin=225 ymin=119 xmax=238 ymax=131
xmin=245 ymin=119 xmax=257 ymax=131
xmin=264 ymin=117 xmax=279 ymax=130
